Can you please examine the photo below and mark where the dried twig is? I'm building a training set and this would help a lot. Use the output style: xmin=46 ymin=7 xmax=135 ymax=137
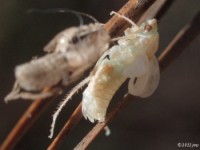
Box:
xmin=47 ymin=103 xmax=82 ymax=150
xmin=105 ymin=0 xmax=156 ymax=36
xmin=137 ymin=0 xmax=174 ymax=24
xmin=74 ymin=94 xmax=132 ymax=150
xmin=74 ymin=11 xmax=200 ymax=150
xmin=1 ymin=1 xmax=152 ymax=149
xmin=159 ymin=11 xmax=200 ymax=72
xmin=2 ymin=0 xmax=199 ymax=149
xmin=48 ymin=0 xmax=173 ymax=149
xmin=0 ymin=87 xmax=54 ymax=150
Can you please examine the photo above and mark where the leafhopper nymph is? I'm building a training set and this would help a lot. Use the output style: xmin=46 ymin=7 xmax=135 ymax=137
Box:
xmin=82 ymin=12 xmax=160 ymax=122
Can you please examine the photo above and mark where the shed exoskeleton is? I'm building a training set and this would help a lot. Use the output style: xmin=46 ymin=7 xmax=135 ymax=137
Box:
xmin=5 ymin=23 xmax=110 ymax=102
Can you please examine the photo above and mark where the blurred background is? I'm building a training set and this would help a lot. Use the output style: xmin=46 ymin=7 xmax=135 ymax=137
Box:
xmin=0 ymin=0 xmax=200 ymax=149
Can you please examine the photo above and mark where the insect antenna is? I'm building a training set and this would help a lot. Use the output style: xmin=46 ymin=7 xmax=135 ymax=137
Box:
xmin=49 ymin=76 xmax=91 ymax=139
xmin=27 ymin=8 xmax=99 ymax=26
xmin=110 ymin=11 xmax=139 ymax=28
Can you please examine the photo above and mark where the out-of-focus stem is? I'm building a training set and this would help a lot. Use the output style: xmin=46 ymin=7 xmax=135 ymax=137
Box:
xmin=0 ymin=88 xmax=54 ymax=150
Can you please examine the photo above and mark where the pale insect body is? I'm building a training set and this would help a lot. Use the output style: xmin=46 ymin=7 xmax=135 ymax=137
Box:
xmin=5 ymin=23 xmax=110 ymax=101
xmin=82 ymin=12 xmax=160 ymax=122
xmin=49 ymin=12 xmax=160 ymax=138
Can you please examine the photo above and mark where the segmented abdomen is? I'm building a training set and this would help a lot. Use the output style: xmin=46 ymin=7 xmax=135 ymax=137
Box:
xmin=15 ymin=52 xmax=70 ymax=91
xmin=82 ymin=59 xmax=126 ymax=122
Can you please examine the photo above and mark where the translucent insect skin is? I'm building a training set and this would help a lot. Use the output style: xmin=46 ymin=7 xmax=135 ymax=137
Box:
xmin=82 ymin=19 xmax=160 ymax=123
xmin=15 ymin=53 xmax=71 ymax=91
xmin=5 ymin=23 xmax=110 ymax=101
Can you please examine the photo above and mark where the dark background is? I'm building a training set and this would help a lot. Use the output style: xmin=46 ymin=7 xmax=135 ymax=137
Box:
xmin=0 ymin=0 xmax=200 ymax=149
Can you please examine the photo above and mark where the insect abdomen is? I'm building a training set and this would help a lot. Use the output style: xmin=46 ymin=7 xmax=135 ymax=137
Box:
xmin=82 ymin=60 xmax=126 ymax=122
xmin=15 ymin=53 xmax=69 ymax=91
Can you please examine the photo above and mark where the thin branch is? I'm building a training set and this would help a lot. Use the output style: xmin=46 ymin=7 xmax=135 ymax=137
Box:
xmin=2 ymin=0 xmax=197 ymax=149
xmin=74 ymin=11 xmax=200 ymax=150
xmin=48 ymin=0 xmax=162 ymax=150
xmin=74 ymin=94 xmax=132 ymax=150
xmin=0 ymin=1 xmax=150 ymax=149
xmin=105 ymin=0 xmax=156 ymax=36
xmin=137 ymin=0 xmax=173 ymax=24
xmin=159 ymin=11 xmax=200 ymax=72
xmin=0 ymin=87 xmax=54 ymax=150
xmin=47 ymin=103 xmax=82 ymax=150
xmin=48 ymin=0 xmax=174 ymax=149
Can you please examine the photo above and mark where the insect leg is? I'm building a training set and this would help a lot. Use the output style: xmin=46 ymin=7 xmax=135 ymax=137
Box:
xmin=49 ymin=76 xmax=91 ymax=138
xmin=4 ymin=81 xmax=58 ymax=102
xmin=6 ymin=91 xmax=56 ymax=101
xmin=4 ymin=81 xmax=21 ymax=102
xmin=104 ymin=126 xmax=111 ymax=136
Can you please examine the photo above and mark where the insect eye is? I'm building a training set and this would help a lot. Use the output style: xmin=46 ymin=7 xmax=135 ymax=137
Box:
xmin=71 ymin=33 xmax=88 ymax=44
xmin=144 ymin=25 xmax=152 ymax=32
xmin=71 ymin=36 xmax=79 ymax=44
xmin=72 ymin=31 xmax=94 ymax=44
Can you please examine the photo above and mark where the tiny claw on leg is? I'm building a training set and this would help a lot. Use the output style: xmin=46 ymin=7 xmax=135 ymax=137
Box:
xmin=104 ymin=126 xmax=111 ymax=136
